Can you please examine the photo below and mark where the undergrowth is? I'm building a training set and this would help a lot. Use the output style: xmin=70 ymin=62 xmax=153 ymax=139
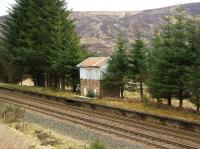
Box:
xmin=87 ymin=140 xmax=106 ymax=149
xmin=0 ymin=102 xmax=25 ymax=123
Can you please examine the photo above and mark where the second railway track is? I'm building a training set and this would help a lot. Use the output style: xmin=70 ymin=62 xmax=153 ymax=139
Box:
xmin=0 ymin=90 xmax=199 ymax=149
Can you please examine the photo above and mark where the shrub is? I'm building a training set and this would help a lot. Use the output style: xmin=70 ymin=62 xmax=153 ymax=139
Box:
xmin=15 ymin=122 xmax=27 ymax=132
xmin=35 ymin=130 xmax=60 ymax=146
xmin=0 ymin=102 xmax=25 ymax=122
xmin=86 ymin=90 xmax=96 ymax=98
xmin=87 ymin=140 xmax=106 ymax=149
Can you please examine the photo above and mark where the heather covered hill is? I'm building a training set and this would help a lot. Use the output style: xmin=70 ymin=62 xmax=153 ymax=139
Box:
xmin=72 ymin=2 xmax=200 ymax=55
xmin=1 ymin=2 xmax=200 ymax=55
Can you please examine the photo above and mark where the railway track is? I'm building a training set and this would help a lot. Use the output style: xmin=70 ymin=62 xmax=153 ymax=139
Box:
xmin=0 ymin=90 xmax=199 ymax=149
xmin=2 ymin=91 xmax=200 ymax=143
xmin=1 ymin=90 xmax=199 ymax=141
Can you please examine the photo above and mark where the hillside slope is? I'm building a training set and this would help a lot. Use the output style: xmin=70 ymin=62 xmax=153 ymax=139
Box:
xmin=1 ymin=2 xmax=200 ymax=55
xmin=72 ymin=2 xmax=200 ymax=55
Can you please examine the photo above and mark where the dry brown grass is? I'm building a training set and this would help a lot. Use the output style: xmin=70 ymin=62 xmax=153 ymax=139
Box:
xmin=0 ymin=121 xmax=86 ymax=149
xmin=22 ymin=122 xmax=85 ymax=149
xmin=0 ymin=83 xmax=78 ymax=99
xmin=0 ymin=123 xmax=35 ymax=149
xmin=0 ymin=83 xmax=199 ymax=122
xmin=91 ymin=98 xmax=200 ymax=122
xmin=0 ymin=102 xmax=25 ymax=123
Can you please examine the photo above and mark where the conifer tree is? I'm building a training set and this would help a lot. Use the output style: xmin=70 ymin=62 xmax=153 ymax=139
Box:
xmin=103 ymin=33 xmax=128 ymax=98
xmin=0 ymin=0 xmax=30 ymax=82
xmin=0 ymin=0 xmax=87 ymax=89
xmin=147 ymin=8 xmax=194 ymax=107
xmin=186 ymin=17 xmax=200 ymax=111
xmin=49 ymin=6 xmax=89 ymax=90
xmin=129 ymin=32 xmax=147 ymax=99
xmin=147 ymin=19 xmax=177 ymax=106
xmin=24 ymin=0 xmax=68 ymax=86
xmin=169 ymin=9 xmax=194 ymax=107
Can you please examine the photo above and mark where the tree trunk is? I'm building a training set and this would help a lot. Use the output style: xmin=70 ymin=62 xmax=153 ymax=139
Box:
xmin=59 ymin=78 xmax=62 ymax=90
xmin=44 ymin=75 xmax=48 ymax=88
xmin=54 ymin=77 xmax=59 ymax=88
xmin=157 ymin=98 xmax=162 ymax=106
xmin=167 ymin=96 xmax=171 ymax=106
xmin=72 ymin=84 xmax=77 ymax=92
xmin=140 ymin=79 xmax=143 ymax=99
xmin=35 ymin=73 xmax=45 ymax=87
xmin=48 ymin=76 xmax=54 ymax=88
xmin=179 ymin=90 xmax=183 ymax=108
xmin=61 ymin=77 xmax=65 ymax=90
xmin=33 ymin=74 xmax=37 ymax=86
xmin=120 ymin=86 xmax=124 ymax=98
xmin=20 ymin=76 xmax=23 ymax=86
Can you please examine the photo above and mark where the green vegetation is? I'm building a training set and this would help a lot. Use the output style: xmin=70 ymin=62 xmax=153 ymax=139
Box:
xmin=128 ymin=32 xmax=147 ymax=99
xmin=147 ymin=8 xmax=200 ymax=110
xmin=0 ymin=0 xmax=89 ymax=90
xmin=103 ymin=8 xmax=200 ymax=112
xmin=103 ymin=33 xmax=129 ymax=98
xmin=86 ymin=90 xmax=96 ymax=98
xmin=87 ymin=140 xmax=106 ymax=149
xmin=186 ymin=18 xmax=200 ymax=112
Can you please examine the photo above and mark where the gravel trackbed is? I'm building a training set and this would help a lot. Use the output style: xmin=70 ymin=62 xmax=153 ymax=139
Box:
xmin=25 ymin=110 xmax=149 ymax=149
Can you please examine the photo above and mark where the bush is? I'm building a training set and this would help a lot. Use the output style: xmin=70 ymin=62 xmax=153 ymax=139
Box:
xmin=86 ymin=90 xmax=96 ymax=98
xmin=87 ymin=140 xmax=106 ymax=149
xmin=0 ymin=102 xmax=25 ymax=122
xmin=35 ymin=130 xmax=60 ymax=146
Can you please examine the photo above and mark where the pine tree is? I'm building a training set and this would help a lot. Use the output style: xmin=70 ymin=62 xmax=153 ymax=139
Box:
xmin=25 ymin=0 xmax=66 ymax=86
xmin=169 ymin=9 xmax=194 ymax=107
xmin=147 ymin=8 xmax=194 ymax=107
xmin=147 ymin=18 xmax=178 ymax=106
xmin=0 ymin=0 xmax=31 ymax=83
xmin=0 ymin=0 xmax=87 ymax=89
xmin=186 ymin=17 xmax=200 ymax=111
xmin=189 ymin=63 xmax=200 ymax=112
xmin=147 ymin=41 xmax=176 ymax=106
xmin=129 ymin=32 xmax=147 ymax=99
xmin=49 ymin=5 xmax=89 ymax=90
xmin=103 ymin=33 xmax=128 ymax=98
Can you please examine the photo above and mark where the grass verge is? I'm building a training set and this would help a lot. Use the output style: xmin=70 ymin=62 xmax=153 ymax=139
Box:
xmin=0 ymin=82 xmax=199 ymax=123
xmin=0 ymin=82 xmax=78 ymax=99
xmin=91 ymin=99 xmax=200 ymax=122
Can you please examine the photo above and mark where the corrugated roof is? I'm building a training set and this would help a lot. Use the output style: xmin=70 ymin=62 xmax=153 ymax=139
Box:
xmin=77 ymin=57 xmax=109 ymax=68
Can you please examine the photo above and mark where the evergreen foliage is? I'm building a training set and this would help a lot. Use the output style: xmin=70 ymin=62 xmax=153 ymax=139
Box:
xmin=147 ymin=8 xmax=194 ymax=107
xmin=87 ymin=140 xmax=106 ymax=149
xmin=0 ymin=0 xmax=88 ymax=89
xmin=1 ymin=2 xmax=200 ymax=112
xmin=129 ymin=32 xmax=147 ymax=99
xmin=147 ymin=25 xmax=177 ymax=106
xmin=103 ymin=33 xmax=128 ymax=98
xmin=0 ymin=0 xmax=30 ymax=82
xmin=186 ymin=17 xmax=200 ymax=111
